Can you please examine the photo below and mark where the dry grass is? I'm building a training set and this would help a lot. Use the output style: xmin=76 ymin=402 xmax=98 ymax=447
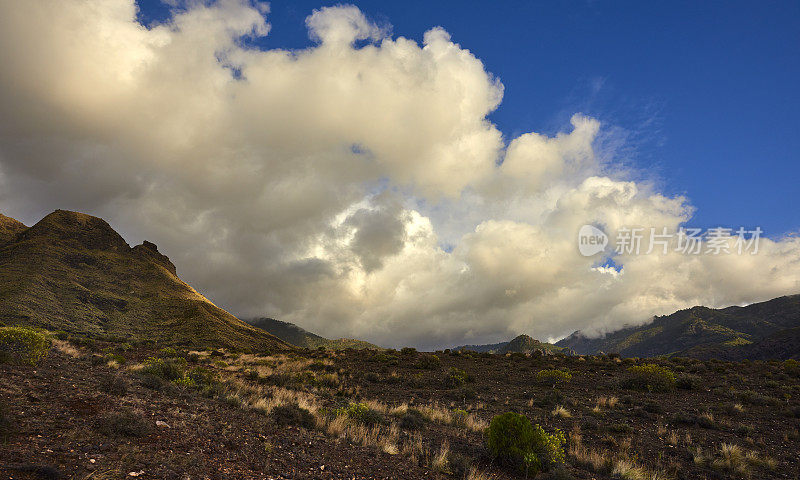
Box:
xmin=552 ymin=405 xmax=572 ymax=418
xmin=53 ymin=339 xmax=81 ymax=357
xmin=465 ymin=467 xmax=492 ymax=480
xmin=569 ymin=429 xmax=664 ymax=480
xmin=596 ymin=395 xmax=618 ymax=408
xmin=612 ymin=459 xmax=649 ymax=480
xmin=431 ymin=440 xmax=449 ymax=472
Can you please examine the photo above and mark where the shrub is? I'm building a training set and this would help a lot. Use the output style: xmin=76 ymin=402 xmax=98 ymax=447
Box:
xmin=445 ymin=367 xmax=469 ymax=388
xmin=140 ymin=357 xmax=185 ymax=381
xmin=451 ymin=408 xmax=470 ymax=427
xmin=271 ymin=403 xmax=316 ymax=429
xmin=785 ymin=359 xmax=800 ymax=377
xmin=535 ymin=369 xmax=572 ymax=388
xmin=187 ymin=352 xmax=200 ymax=363
xmin=400 ymin=347 xmax=417 ymax=355
xmin=486 ymin=412 xmax=565 ymax=474
xmin=0 ymin=402 xmax=10 ymax=436
xmin=532 ymin=390 xmax=565 ymax=408
xmin=99 ymin=375 xmax=128 ymax=396
xmin=159 ymin=347 xmax=179 ymax=358
xmin=105 ymin=353 xmax=126 ymax=365
xmin=0 ymin=326 xmax=50 ymax=365
xmin=335 ymin=402 xmax=385 ymax=426
xmin=140 ymin=373 xmax=165 ymax=390
xmin=415 ymin=354 xmax=441 ymax=370
xmin=96 ymin=410 xmax=150 ymax=437
xmin=400 ymin=409 xmax=426 ymax=430
xmin=676 ymin=374 xmax=701 ymax=390
xmin=623 ymin=364 xmax=676 ymax=392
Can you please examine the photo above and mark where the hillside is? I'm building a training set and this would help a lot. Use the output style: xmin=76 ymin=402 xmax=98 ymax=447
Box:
xmin=0 ymin=209 xmax=289 ymax=352
xmin=247 ymin=317 xmax=379 ymax=350
xmin=0 ymin=213 xmax=27 ymax=245
xmin=557 ymin=295 xmax=800 ymax=359
xmin=456 ymin=334 xmax=565 ymax=354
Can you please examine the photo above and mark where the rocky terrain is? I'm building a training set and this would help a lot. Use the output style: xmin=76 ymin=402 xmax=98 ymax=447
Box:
xmin=1 ymin=338 xmax=799 ymax=479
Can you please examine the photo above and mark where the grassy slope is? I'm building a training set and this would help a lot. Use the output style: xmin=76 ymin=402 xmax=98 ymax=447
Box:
xmin=0 ymin=213 xmax=26 ymax=245
xmin=0 ymin=210 xmax=289 ymax=352
xmin=556 ymin=295 xmax=800 ymax=359
xmin=247 ymin=317 xmax=379 ymax=350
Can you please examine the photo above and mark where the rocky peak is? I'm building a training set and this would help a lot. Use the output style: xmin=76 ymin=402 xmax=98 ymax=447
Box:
xmin=133 ymin=240 xmax=177 ymax=275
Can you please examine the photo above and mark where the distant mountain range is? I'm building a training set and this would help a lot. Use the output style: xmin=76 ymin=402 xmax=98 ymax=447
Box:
xmin=246 ymin=317 xmax=379 ymax=350
xmin=455 ymin=334 xmax=566 ymax=355
xmin=556 ymin=295 xmax=800 ymax=360
xmin=0 ymin=210 xmax=289 ymax=352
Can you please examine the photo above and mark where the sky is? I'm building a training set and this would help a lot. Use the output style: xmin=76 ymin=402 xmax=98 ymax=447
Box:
xmin=0 ymin=0 xmax=799 ymax=349
xmin=137 ymin=0 xmax=800 ymax=235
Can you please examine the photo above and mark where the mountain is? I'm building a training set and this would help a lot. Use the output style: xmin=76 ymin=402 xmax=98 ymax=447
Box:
xmin=0 ymin=213 xmax=27 ymax=245
xmin=556 ymin=295 xmax=800 ymax=360
xmin=455 ymin=334 xmax=565 ymax=354
xmin=246 ymin=317 xmax=379 ymax=350
xmin=0 ymin=209 xmax=289 ymax=352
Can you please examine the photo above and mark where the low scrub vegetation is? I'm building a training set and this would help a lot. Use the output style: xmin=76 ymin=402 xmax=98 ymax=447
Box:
xmin=486 ymin=412 xmax=565 ymax=475
xmin=535 ymin=368 xmax=573 ymax=387
xmin=0 ymin=326 xmax=51 ymax=365
xmin=622 ymin=364 xmax=676 ymax=392
xmin=271 ymin=403 xmax=316 ymax=429
xmin=95 ymin=409 xmax=150 ymax=438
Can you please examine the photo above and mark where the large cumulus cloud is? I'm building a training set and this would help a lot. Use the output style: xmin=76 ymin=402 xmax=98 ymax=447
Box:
xmin=1 ymin=0 xmax=798 ymax=349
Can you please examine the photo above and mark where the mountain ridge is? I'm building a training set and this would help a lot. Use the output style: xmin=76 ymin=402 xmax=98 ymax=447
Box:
xmin=246 ymin=317 xmax=380 ymax=350
xmin=0 ymin=209 xmax=290 ymax=352
xmin=455 ymin=334 xmax=565 ymax=355
xmin=556 ymin=295 xmax=800 ymax=360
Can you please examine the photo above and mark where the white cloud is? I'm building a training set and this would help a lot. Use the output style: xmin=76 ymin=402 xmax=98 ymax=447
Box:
xmin=0 ymin=1 xmax=798 ymax=349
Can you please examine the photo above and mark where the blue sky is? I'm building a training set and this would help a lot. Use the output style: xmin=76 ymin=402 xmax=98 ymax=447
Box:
xmin=136 ymin=0 xmax=800 ymax=236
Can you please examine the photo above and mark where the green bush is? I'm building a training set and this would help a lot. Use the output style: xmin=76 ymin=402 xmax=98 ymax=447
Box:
xmin=415 ymin=354 xmax=441 ymax=370
xmin=0 ymin=326 xmax=50 ymax=365
xmin=335 ymin=402 xmax=385 ymax=426
xmin=444 ymin=367 xmax=469 ymax=388
xmin=105 ymin=353 xmax=126 ymax=365
xmin=159 ymin=347 xmax=179 ymax=358
xmin=140 ymin=357 xmax=186 ymax=381
xmin=535 ymin=369 xmax=572 ymax=387
xmin=486 ymin=412 xmax=565 ymax=474
xmin=785 ymin=359 xmax=800 ymax=377
xmin=271 ymin=403 xmax=316 ymax=429
xmin=96 ymin=410 xmax=150 ymax=437
xmin=623 ymin=364 xmax=676 ymax=392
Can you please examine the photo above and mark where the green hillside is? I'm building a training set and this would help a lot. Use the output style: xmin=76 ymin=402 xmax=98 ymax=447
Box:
xmin=556 ymin=295 xmax=800 ymax=359
xmin=0 ymin=209 xmax=290 ymax=352
xmin=247 ymin=317 xmax=380 ymax=350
